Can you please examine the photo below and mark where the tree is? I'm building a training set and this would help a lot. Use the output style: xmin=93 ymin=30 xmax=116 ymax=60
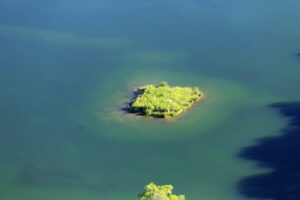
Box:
xmin=138 ymin=182 xmax=185 ymax=200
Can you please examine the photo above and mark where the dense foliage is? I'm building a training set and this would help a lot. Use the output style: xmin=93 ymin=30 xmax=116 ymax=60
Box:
xmin=138 ymin=182 xmax=185 ymax=200
xmin=129 ymin=81 xmax=203 ymax=118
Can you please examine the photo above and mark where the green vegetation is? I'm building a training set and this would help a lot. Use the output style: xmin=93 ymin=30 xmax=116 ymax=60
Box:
xmin=138 ymin=182 xmax=185 ymax=200
xmin=129 ymin=81 xmax=203 ymax=118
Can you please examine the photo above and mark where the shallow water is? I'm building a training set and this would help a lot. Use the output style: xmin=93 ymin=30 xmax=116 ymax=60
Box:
xmin=1 ymin=0 xmax=300 ymax=199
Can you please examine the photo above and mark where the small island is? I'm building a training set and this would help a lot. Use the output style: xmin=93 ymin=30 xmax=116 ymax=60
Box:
xmin=129 ymin=81 xmax=204 ymax=118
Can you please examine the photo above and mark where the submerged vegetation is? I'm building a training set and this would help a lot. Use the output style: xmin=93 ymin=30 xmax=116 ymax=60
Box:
xmin=139 ymin=182 xmax=185 ymax=200
xmin=129 ymin=81 xmax=203 ymax=118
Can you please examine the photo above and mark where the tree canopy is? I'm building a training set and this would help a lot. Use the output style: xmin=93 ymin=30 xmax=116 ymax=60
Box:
xmin=129 ymin=81 xmax=203 ymax=118
xmin=138 ymin=182 xmax=185 ymax=200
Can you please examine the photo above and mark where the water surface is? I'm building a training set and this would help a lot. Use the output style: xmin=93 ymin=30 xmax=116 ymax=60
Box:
xmin=1 ymin=0 xmax=300 ymax=199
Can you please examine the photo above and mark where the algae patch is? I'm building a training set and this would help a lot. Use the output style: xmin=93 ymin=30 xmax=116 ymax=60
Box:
xmin=129 ymin=81 xmax=204 ymax=118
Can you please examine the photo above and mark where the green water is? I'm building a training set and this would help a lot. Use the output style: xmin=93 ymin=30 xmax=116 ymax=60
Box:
xmin=1 ymin=0 xmax=300 ymax=199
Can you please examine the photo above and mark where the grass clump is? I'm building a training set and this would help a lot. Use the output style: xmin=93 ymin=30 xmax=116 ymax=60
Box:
xmin=138 ymin=182 xmax=185 ymax=200
xmin=129 ymin=81 xmax=204 ymax=118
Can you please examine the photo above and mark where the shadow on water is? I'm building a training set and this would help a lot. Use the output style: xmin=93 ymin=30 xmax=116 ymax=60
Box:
xmin=238 ymin=102 xmax=300 ymax=200
xmin=19 ymin=163 xmax=141 ymax=194
xmin=21 ymin=164 xmax=82 ymax=187
xmin=121 ymin=89 xmax=141 ymax=113
xmin=295 ymin=52 xmax=300 ymax=58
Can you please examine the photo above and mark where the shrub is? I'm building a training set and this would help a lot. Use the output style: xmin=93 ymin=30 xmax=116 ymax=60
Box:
xmin=129 ymin=81 xmax=203 ymax=118
xmin=138 ymin=182 xmax=185 ymax=200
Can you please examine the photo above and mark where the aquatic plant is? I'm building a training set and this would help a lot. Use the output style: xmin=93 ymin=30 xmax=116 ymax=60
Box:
xmin=138 ymin=182 xmax=185 ymax=200
xmin=129 ymin=81 xmax=203 ymax=118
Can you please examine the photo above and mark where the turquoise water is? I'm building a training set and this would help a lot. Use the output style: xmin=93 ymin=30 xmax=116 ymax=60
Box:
xmin=0 ymin=0 xmax=300 ymax=199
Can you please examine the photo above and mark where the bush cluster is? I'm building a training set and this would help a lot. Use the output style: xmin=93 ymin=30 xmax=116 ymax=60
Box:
xmin=138 ymin=182 xmax=185 ymax=200
xmin=129 ymin=81 xmax=203 ymax=118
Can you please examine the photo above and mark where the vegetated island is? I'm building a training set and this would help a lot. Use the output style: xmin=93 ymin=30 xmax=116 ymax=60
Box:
xmin=128 ymin=81 xmax=204 ymax=119
xmin=139 ymin=182 xmax=185 ymax=200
